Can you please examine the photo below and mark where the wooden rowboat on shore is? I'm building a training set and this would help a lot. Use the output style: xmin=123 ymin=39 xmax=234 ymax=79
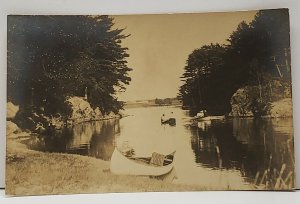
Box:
xmin=110 ymin=148 xmax=175 ymax=176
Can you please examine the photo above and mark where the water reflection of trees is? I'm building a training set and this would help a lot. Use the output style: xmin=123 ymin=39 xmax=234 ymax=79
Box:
xmin=65 ymin=119 xmax=119 ymax=160
xmin=66 ymin=122 xmax=94 ymax=155
xmin=43 ymin=128 xmax=73 ymax=153
xmin=190 ymin=118 xmax=294 ymax=185
xmin=36 ymin=119 xmax=120 ymax=160
xmin=191 ymin=121 xmax=247 ymax=170
xmin=89 ymin=119 xmax=120 ymax=160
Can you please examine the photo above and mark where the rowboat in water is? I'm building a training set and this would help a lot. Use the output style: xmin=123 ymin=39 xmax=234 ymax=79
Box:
xmin=110 ymin=148 xmax=175 ymax=176
xmin=161 ymin=118 xmax=176 ymax=126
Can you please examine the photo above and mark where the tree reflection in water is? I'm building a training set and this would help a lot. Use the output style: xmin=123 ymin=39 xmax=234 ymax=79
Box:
xmin=24 ymin=119 xmax=119 ymax=161
xmin=190 ymin=118 xmax=294 ymax=188
xmin=22 ymin=107 xmax=294 ymax=189
xmin=66 ymin=119 xmax=119 ymax=161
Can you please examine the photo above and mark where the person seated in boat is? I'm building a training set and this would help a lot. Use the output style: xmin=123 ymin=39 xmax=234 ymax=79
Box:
xmin=196 ymin=110 xmax=205 ymax=118
xmin=161 ymin=114 xmax=168 ymax=123
xmin=168 ymin=112 xmax=176 ymax=126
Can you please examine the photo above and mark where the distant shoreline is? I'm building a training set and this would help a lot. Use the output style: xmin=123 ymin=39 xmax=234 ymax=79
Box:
xmin=124 ymin=103 xmax=181 ymax=109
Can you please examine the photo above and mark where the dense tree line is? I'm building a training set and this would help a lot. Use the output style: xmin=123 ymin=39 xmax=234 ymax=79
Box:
xmin=155 ymin=98 xmax=172 ymax=105
xmin=179 ymin=9 xmax=291 ymax=116
xmin=8 ymin=15 xmax=131 ymax=117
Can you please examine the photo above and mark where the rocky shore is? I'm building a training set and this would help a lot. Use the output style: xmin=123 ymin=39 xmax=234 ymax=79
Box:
xmin=229 ymin=86 xmax=293 ymax=118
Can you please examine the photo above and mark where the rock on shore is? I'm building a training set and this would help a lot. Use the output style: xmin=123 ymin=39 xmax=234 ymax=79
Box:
xmin=269 ymin=98 xmax=293 ymax=118
xmin=7 ymin=102 xmax=19 ymax=119
xmin=7 ymin=96 xmax=121 ymax=132
xmin=230 ymin=87 xmax=254 ymax=117
xmin=6 ymin=121 xmax=21 ymax=138
xmin=230 ymin=86 xmax=293 ymax=118
xmin=66 ymin=96 xmax=120 ymax=125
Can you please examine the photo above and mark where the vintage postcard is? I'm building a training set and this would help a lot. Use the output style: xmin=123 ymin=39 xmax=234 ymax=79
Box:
xmin=6 ymin=8 xmax=295 ymax=195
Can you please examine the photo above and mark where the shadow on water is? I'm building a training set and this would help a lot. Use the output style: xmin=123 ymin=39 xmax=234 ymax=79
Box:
xmin=24 ymin=119 xmax=119 ymax=161
xmin=190 ymin=118 xmax=295 ymax=188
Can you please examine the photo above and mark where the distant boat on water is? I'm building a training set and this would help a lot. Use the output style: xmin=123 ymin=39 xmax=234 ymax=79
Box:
xmin=161 ymin=117 xmax=176 ymax=126
xmin=161 ymin=112 xmax=176 ymax=126
xmin=194 ymin=110 xmax=225 ymax=121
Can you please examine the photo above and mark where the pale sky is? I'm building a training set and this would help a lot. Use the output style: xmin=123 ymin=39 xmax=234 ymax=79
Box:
xmin=112 ymin=11 xmax=256 ymax=101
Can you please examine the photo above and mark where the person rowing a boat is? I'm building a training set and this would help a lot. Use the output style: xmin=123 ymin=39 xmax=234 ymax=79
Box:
xmin=168 ymin=112 xmax=176 ymax=126
xmin=161 ymin=114 xmax=168 ymax=123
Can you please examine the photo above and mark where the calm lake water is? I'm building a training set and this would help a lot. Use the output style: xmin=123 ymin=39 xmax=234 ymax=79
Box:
xmin=25 ymin=106 xmax=294 ymax=189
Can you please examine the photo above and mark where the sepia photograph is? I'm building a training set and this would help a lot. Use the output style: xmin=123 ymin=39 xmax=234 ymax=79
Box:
xmin=6 ymin=8 xmax=295 ymax=196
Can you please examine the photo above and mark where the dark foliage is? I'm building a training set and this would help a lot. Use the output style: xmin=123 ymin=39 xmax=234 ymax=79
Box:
xmin=8 ymin=15 xmax=131 ymax=116
xmin=179 ymin=9 xmax=291 ymax=116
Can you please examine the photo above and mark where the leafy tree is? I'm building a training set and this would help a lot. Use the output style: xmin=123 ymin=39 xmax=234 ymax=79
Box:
xmin=227 ymin=9 xmax=290 ymax=87
xmin=227 ymin=9 xmax=290 ymax=116
xmin=7 ymin=15 xmax=131 ymax=117
xmin=179 ymin=44 xmax=229 ymax=114
xmin=179 ymin=9 xmax=291 ymax=116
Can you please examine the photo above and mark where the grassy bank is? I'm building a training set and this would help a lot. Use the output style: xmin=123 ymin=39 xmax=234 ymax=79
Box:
xmin=6 ymin=135 xmax=207 ymax=196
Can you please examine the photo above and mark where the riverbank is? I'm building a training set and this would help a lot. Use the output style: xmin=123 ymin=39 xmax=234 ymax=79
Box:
xmin=230 ymin=84 xmax=293 ymax=118
xmin=229 ymin=98 xmax=293 ymax=119
xmin=124 ymin=103 xmax=181 ymax=109
xmin=6 ymin=133 xmax=208 ymax=196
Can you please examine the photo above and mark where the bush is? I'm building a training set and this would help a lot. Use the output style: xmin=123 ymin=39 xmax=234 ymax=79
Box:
xmin=230 ymin=85 xmax=271 ymax=117
xmin=249 ymin=98 xmax=271 ymax=117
